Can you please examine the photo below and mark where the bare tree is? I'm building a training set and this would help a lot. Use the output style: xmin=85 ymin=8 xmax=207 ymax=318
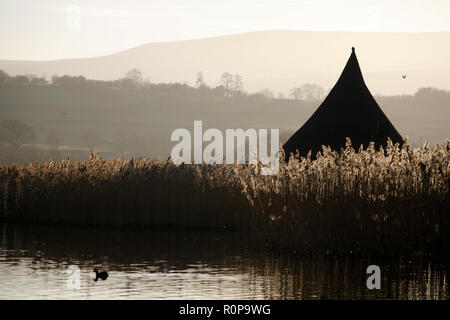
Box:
xmin=125 ymin=68 xmax=143 ymax=89
xmin=290 ymin=83 xmax=324 ymax=102
xmin=289 ymin=87 xmax=303 ymax=100
xmin=221 ymin=72 xmax=234 ymax=97
xmin=220 ymin=73 xmax=244 ymax=97
xmin=233 ymin=74 xmax=243 ymax=95
xmin=195 ymin=72 xmax=206 ymax=88
xmin=303 ymin=83 xmax=324 ymax=101
xmin=258 ymin=88 xmax=275 ymax=99
xmin=0 ymin=120 xmax=37 ymax=150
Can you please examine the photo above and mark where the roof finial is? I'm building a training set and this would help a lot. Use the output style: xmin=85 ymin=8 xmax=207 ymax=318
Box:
xmin=352 ymin=47 xmax=355 ymax=53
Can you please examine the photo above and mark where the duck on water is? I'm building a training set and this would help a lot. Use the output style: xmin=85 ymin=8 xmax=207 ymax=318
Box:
xmin=93 ymin=269 xmax=108 ymax=281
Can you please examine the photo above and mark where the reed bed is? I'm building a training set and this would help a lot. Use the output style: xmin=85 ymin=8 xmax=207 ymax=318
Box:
xmin=0 ymin=139 xmax=449 ymax=254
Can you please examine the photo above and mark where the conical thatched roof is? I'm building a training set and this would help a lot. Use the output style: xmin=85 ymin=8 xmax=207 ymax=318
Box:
xmin=283 ymin=47 xmax=403 ymax=160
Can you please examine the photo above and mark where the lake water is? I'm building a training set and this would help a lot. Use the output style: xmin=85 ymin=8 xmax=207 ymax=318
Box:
xmin=0 ymin=223 xmax=448 ymax=300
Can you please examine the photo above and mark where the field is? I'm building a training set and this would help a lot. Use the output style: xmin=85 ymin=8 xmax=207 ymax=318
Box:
xmin=1 ymin=85 xmax=449 ymax=164
xmin=1 ymin=139 xmax=448 ymax=255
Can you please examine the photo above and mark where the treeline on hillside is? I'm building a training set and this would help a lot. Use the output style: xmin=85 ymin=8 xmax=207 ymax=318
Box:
xmin=376 ymin=87 xmax=450 ymax=110
xmin=0 ymin=69 xmax=327 ymax=103
xmin=0 ymin=68 xmax=242 ymax=97
xmin=2 ymin=68 xmax=450 ymax=108
xmin=1 ymin=68 xmax=449 ymax=165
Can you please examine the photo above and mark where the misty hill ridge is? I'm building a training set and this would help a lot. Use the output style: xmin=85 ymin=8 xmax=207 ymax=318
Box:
xmin=1 ymin=30 xmax=450 ymax=95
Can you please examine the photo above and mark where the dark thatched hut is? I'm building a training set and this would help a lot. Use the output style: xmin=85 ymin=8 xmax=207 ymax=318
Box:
xmin=283 ymin=47 xmax=403 ymax=160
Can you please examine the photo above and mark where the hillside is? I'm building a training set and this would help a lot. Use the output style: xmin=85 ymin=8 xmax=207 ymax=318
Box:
xmin=0 ymin=83 xmax=448 ymax=163
xmin=1 ymin=30 xmax=450 ymax=95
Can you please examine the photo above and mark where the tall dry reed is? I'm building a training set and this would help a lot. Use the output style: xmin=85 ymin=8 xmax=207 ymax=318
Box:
xmin=0 ymin=139 xmax=448 ymax=253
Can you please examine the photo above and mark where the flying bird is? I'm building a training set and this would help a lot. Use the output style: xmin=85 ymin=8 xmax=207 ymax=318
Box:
xmin=402 ymin=74 xmax=407 ymax=79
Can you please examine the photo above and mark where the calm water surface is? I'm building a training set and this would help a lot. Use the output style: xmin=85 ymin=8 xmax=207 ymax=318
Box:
xmin=0 ymin=223 xmax=448 ymax=299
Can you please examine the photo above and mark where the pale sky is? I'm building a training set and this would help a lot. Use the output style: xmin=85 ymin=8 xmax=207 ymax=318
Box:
xmin=1 ymin=0 xmax=450 ymax=60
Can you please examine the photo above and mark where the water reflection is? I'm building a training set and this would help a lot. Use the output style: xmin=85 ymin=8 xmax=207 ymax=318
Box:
xmin=0 ymin=223 xmax=448 ymax=299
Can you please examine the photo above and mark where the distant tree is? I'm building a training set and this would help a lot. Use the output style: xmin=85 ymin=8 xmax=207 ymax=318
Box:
xmin=258 ymin=88 xmax=275 ymax=99
xmin=290 ymin=83 xmax=324 ymax=102
xmin=142 ymin=77 xmax=152 ymax=89
xmin=126 ymin=68 xmax=143 ymax=82
xmin=221 ymin=72 xmax=234 ymax=97
xmin=0 ymin=120 xmax=37 ymax=150
xmin=233 ymin=74 xmax=244 ymax=96
xmin=51 ymin=75 xmax=86 ymax=87
xmin=304 ymin=83 xmax=324 ymax=101
xmin=20 ymin=74 xmax=48 ymax=86
xmin=195 ymin=72 xmax=206 ymax=88
xmin=415 ymin=87 xmax=448 ymax=99
xmin=30 ymin=75 xmax=48 ymax=86
xmin=125 ymin=68 xmax=143 ymax=90
xmin=13 ymin=75 xmax=30 ymax=85
xmin=220 ymin=73 xmax=244 ymax=97
xmin=0 ymin=70 xmax=10 ymax=85
xmin=278 ymin=92 xmax=285 ymax=99
xmin=289 ymin=87 xmax=303 ymax=100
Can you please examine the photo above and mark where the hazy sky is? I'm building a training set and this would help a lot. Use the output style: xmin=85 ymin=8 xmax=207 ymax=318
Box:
xmin=1 ymin=0 xmax=450 ymax=60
